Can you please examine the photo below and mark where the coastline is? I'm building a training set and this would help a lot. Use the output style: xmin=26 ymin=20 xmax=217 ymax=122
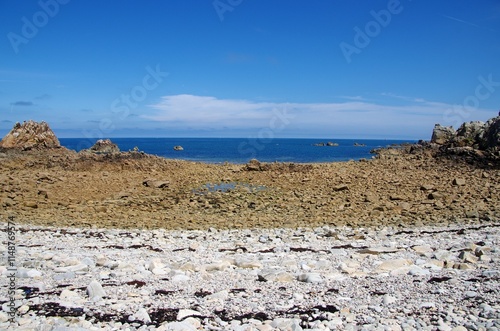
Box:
xmin=0 ymin=131 xmax=498 ymax=329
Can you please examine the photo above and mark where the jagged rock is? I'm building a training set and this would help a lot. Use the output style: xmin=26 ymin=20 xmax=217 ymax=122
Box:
xmin=246 ymin=159 xmax=262 ymax=171
xmin=452 ymin=178 xmax=466 ymax=186
xmin=480 ymin=116 xmax=500 ymax=149
xmin=0 ymin=120 xmax=60 ymax=150
xmin=455 ymin=121 xmax=485 ymax=147
xmin=86 ymin=139 xmax=120 ymax=154
xmin=326 ymin=142 xmax=339 ymax=147
xmin=431 ymin=124 xmax=455 ymax=145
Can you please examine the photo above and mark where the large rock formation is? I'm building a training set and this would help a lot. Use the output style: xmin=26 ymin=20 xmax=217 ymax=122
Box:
xmin=0 ymin=120 xmax=60 ymax=150
xmin=377 ymin=115 xmax=500 ymax=164
xmin=85 ymin=139 xmax=120 ymax=154
xmin=431 ymin=124 xmax=456 ymax=145
xmin=480 ymin=116 xmax=500 ymax=150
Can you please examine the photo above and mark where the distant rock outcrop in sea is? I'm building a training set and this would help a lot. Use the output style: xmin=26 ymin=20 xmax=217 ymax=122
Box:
xmin=0 ymin=120 xmax=60 ymax=150
xmin=84 ymin=139 xmax=120 ymax=154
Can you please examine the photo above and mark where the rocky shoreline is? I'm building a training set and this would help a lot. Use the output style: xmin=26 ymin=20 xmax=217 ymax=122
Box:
xmin=0 ymin=118 xmax=499 ymax=330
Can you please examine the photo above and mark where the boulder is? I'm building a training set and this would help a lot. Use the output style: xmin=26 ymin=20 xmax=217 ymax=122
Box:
xmin=173 ymin=145 xmax=184 ymax=151
xmin=480 ymin=116 xmax=500 ymax=149
xmin=87 ymin=139 xmax=120 ymax=154
xmin=431 ymin=124 xmax=455 ymax=145
xmin=246 ymin=159 xmax=262 ymax=171
xmin=455 ymin=121 xmax=485 ymax=147
xmin=0 ymin=120 xmax=60 ymax=150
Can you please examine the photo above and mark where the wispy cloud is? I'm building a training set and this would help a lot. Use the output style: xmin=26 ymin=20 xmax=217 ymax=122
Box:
xmin=34 ymin=93 xmax=50 ymax=100
xmin=143 ymin=94 xmax=493 ymax=138
xmin=226 ymin=52 xmax=255 ymax=64
xmin=381 ymin=92 xmax=427 ymax=103
xmin=443 ymin=15 xmax=498 ymax=32
xmin=337 ymin=95 xmax=365 ymax=101
xmin=11 ymin=101 xmax=34 ymax=106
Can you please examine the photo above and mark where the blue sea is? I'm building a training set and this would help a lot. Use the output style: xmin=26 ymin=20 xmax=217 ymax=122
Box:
xmin=59 ymin=138 xmax=415 ymax=164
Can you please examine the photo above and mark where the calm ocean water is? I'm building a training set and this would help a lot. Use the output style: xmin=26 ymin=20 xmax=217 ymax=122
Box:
xmin=59 ymin=138 xmax=415 ymax=164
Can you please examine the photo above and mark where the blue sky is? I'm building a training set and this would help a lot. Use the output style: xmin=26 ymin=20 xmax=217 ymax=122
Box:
xmin=1 ymin=0 xmax=499 ymax=139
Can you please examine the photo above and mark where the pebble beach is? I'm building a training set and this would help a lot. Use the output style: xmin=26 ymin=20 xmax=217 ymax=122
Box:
xmin=0 ymin=221 xmax=499 ymax=330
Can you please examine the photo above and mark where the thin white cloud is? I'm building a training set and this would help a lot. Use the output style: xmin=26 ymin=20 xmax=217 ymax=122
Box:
xmin=337 ymin=95 xmax=365 ymax=101
xmin=143 ymin=94 xmax=494 ymax=138
xmin=381 ymin=92 xmax=427 ymax=103
xmin=443 ymin=15 xmax=498 ymax=32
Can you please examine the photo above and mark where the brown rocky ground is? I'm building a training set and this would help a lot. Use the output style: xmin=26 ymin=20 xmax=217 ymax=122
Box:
xmin=0 ymin=147 xmax=498 ymax=230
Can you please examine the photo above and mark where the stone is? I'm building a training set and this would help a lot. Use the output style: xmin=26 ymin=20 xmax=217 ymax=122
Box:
xmin=332 ymin=184 xmax=349 ymax=192
xmin=428 ymin=192 xmax=445 ymax=200
xmin=464 ymin=210 xmax=479 ymax=218
xmin=383 ymin=295 xmax=397 ymax=305
xmin=131 ymin=307 xmax=151 ymax=324
xmin=143 ymin=179 xmax=170 ymax=188
xmin=271 ymin=318 xmax=303 ymax=331
xmin=297 ymin=273 xmax=323 ymax=283
xmin=358 ymin=247 xmax=399 ymax=255
xmin=419 ymin=302 xmax=436 ymax=309
xmin=173 ymin=145 xmax=184 ymax=151
xmin=87 ymin=280 xmax=106 ymax=299
xmin=235 ymin=258 xmax=262 ymax=269
xmin=452 ymin=178 xmax=466 ymax=186
xmin=177 ymin=309 xmax=202 ymax=321
xmin=0 ymin=120 xmax=61 ymax=149
xmin=163 ymin=321 xmax=197 ymax=331
xmin=17 ymin=268 xmax=42 ymax=278
xmin=24 ymin=201 xmax=38 ymax=208
xmin=412 ymin=245 xmax=433 ymax=255
xmin=204 ymin=261 xmax=231 ymax=272
xmin=459 ymin=251 xmax=478 ymax=263
xmin=420 ymin=184 xmax=434 ymax=191
xmin=207 ymin=290 xmax=229 ymax=300
xmin=464 ymin=291 xmax=477 ymax=298
xmin=258 ymin=270 xmax=294 ymax=282
xmin=408 ymin=266 xmax=430 ymax=276
xmin=60 ymin=289 xmax=83 ymax=301
xmin=246 ymin=159 xmax=262 ymax=171
xmin=431 ymin=124 xmax=455 ymax=145
xmin=376 ymin=259 xmax=412 ymax=272
xmin=171 ymin=274 xmax=190 ymax=282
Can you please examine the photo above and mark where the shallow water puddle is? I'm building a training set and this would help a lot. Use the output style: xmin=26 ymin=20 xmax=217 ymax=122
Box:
xmin=192 ymin=182 xmax=266 ymax=195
